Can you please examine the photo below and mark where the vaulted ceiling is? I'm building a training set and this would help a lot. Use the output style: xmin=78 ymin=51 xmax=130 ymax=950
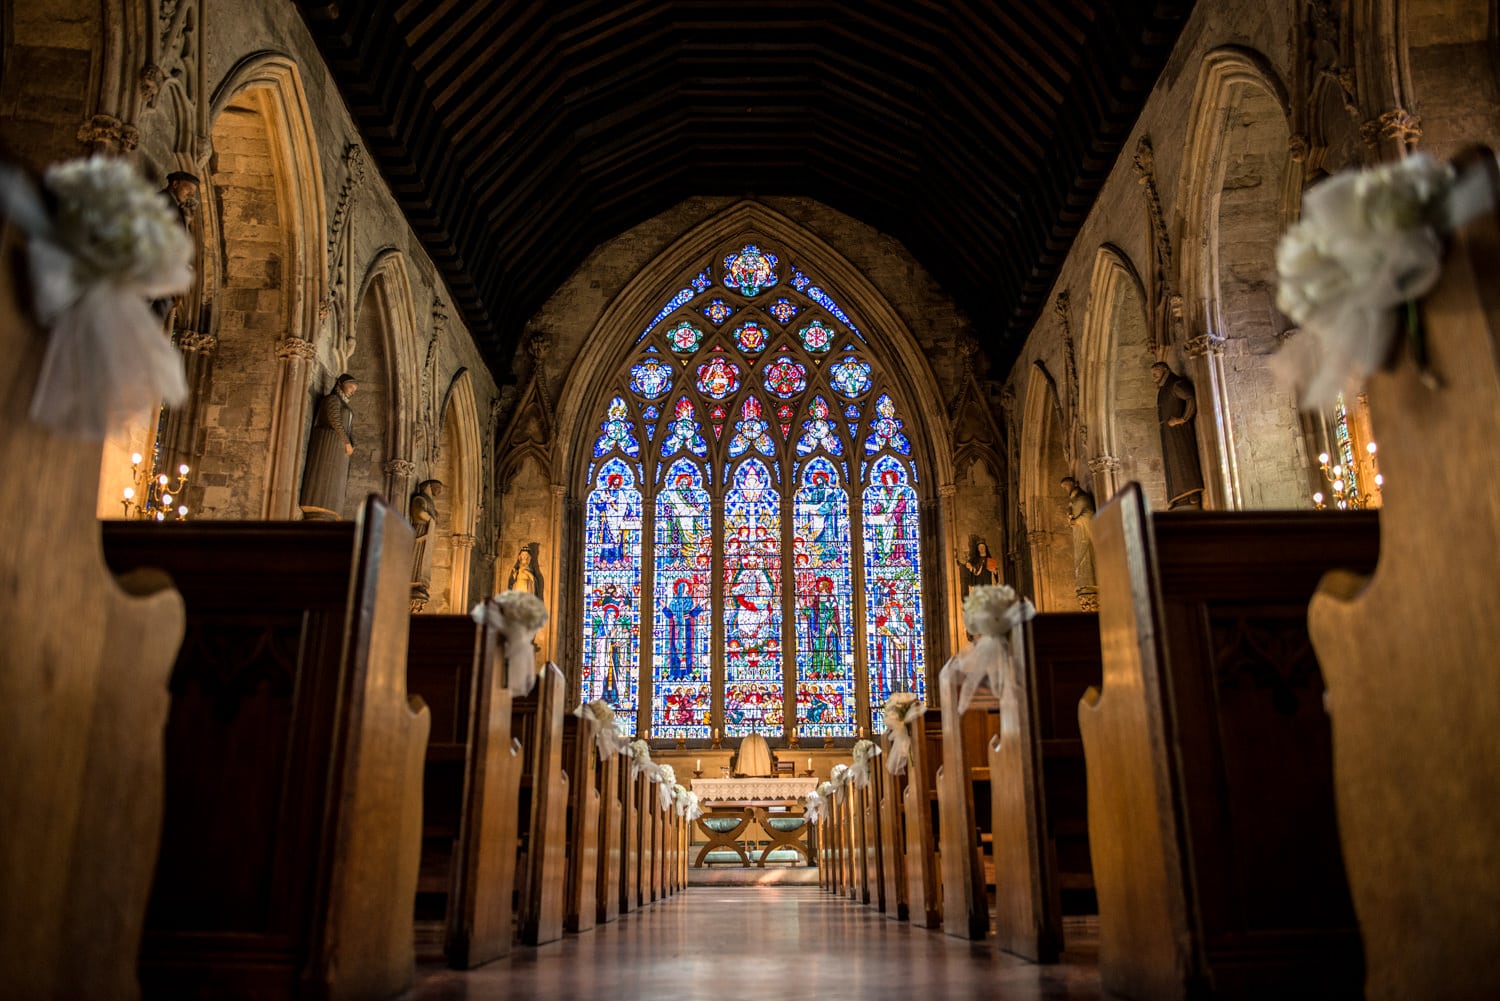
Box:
xmin=295 ymin=1 xmax=1195 ymax=381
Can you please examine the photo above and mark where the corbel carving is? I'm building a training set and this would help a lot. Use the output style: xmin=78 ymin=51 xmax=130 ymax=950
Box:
xmin=1361 ymin=108 xmax=1423 ymax=153
xmin=275 ymin=337 xmax=317 ymax=362
xmin=76 ymin=115 xmax=139 ymax=153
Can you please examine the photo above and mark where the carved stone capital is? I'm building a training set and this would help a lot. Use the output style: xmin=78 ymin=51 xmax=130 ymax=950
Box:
xmin=1026 ymin=530 xmax=1051 ymax=546
xmin=1076 ymin=589 xmax=1100 ymax=612
xmin=1087 ymin=454 xmax=1122 ymax=474
xmin=1361 ymin=108 xmax=1423 ymax=150
xmin=451 ymin=533 xmax=477 ymax=551
xmin=1288 ymin=133 xmax=1310 ymax=163
xmin=76 ymin=114 xmax=139 ymax=153
xmin=384 ymin=458 xmax=417 ymax=478
xmin=937 ymin=483 xmax=957 ymax=499
xmin=1184 ymin=333 xmax=1225 ymax=358
xmin=174 ymin=330 xmax=218 ymax=354
xmin=275 ymin=337 xmax=316 ymax=362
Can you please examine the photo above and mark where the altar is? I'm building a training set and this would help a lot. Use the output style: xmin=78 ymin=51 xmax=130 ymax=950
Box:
xmin=688 ymin=776 xmax=818 ymax=868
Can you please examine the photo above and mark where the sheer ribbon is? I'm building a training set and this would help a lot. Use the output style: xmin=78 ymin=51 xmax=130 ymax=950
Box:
xmin=882 ymin=694 xmax=924 ymax=776
xmin=940 ymin=590 xmax=1036 ymax=714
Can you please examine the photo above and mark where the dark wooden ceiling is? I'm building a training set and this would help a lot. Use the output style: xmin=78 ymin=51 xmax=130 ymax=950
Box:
xmin=295 ymin=1 xmax=1195 ymax=380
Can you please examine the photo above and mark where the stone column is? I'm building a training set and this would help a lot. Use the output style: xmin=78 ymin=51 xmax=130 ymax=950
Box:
xmin=1184 ymin=332 xmax=1235 ymax=510
xmin=1087 ymin=454 xmax=1123 ymax=506
xmin=383 ymin=458 xmax=416 ymax=512
xmin=449 ymin=533 xmax=476 ymax=612
xmin=267 ymin=336 xmax=316 ymax=520
xmin=160 ymin=331 xmax=218 ymax=491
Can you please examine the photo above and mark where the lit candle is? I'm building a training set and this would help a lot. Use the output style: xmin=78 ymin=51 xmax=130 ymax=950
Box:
xmin=712 ymin=728 xmax=718 ymax=741
xmin=807 ymin=757 xmax=813 ymax=771
xmin=696 ymin=758 xmax=701 ymax=771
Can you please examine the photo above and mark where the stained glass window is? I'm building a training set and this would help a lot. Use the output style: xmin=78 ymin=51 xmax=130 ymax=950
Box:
xmin=724 ymin=459 xmax=782 ymax=735
xmin=652 ymin=459 xmax=713 ymax=738
xmin=581 ymin=459 xmax=644 ymax=734
xmin=793 ymin=458 xmax=857 ymax=736
xmin=581 ymin=244 xmax=928 ymax=742
xmin=862 ymin=456 xmax=924 ymax=729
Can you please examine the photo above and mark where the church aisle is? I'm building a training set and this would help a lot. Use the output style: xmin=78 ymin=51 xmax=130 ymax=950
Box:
xmin=401 ymin=886 xmax=1101 ymax=1001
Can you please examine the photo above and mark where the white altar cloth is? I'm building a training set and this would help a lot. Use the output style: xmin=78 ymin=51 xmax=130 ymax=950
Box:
xmin=690 ymin=776 xmax=818 ymax=802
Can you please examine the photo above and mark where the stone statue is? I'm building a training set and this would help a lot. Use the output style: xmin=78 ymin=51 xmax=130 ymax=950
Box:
xmin=409 ymin=479 xmax=443 ymax=608
xmin=1152 ymin=361 xmax=1205 ymax=509
xmin=1061 ymin=476 xmax=1098 ymax=610
xmin=153 ymin=171 xmax=200 ymax=327
xmin=957 ymin=537 xmax=997 ymax=599
xmin=502 ymin=543 xmax=544 ymax=598
xmin=299 ymin=373 xmax=358 ymax=521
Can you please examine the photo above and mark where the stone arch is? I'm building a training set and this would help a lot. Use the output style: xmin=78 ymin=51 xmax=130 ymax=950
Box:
xmin=193 ymin=53 xmax=326 ymax=519
xmin=1178 ymin=47 xmax=1308 ymax=509
xmin=1080 ymin=245 xmax=1166 ymax=507
xmin=345 ymin=249 xmax=422 ymax=514
xmin=1018 ymin=365 xmax=1074 ymax=611
xmin=429 ymin=369 xmax=484 ymax=613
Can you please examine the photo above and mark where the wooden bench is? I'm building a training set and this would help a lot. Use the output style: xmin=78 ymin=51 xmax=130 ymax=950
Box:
xmin=595 ymin=743 xmax=623 ymax=924
xmin=1082 ymin=484 xmax=1376 ymax=1000
xmin=512 ymin=662 xmax=569 ymax=946
xmin=902 ymin=708 xmax=944 ymax=928
xmin=618 ymin=765 xmax=641 ymax=914
xmin=877 ymin=729 xmax=909 ymax=921
xmin=102 ymin=498 xmax=429 ymax=1000
xmin=406 ymin=610 xmax=521 ymax=968
xmin=936 ymin=673 xmax=998 ymax=941
xmin=859 ymin=762 xmax=887 ymax=913
xmin=991 ymin=612 xmax=1102 ymax=962
xmin=1307 ymin=150 xmax=1500 ymax=1001
xmin=562 ymin=713 xmax=601 ymax=933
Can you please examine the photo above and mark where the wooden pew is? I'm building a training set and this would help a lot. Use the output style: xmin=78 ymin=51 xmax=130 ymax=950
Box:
xmin=1081 ymin=484 xmax=1376 ymax=1000
xmin=635 ymin=770 xmax=653 ymax=908
xmin=618 ymin=765 xmax=640 ymax=914
xmin=562 ymin=714 xmax=601 ymax=933
xmin=991 ymin=612 xmax=1101 ymax=962
xmin=102 ymin=498 xmax=429 ymax=1000
xmin=595 ymin=748 xmax=623 ymax=924
xmin=877 ymin=729 xmax=909 ymax=921
xmin=848 ymin=782 xmax=869 ymax=902
xmin=513 ymin=662 xmax=569 ymax=946
xmin=406 ymin=611 xmax=521 ymax=968
xmin=936 ymin=672 xmax=998 ymax=941
xmin=1 ymin=225 xmax=185 ymax=999
xmin=860 ymin=764 xmax=887 ymax=913
xmin=1307 ymin=151 xmax=1500 ymax=1001
xmin=902 ymin=708 xmax=944 ymax=928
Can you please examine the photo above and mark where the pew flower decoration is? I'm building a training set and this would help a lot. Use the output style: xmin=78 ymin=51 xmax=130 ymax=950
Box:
xmin=673 ymin=784 xmax=703 ymax=822
xmin=574 ymin=699 xmax=631 ymax=758
xmin=0 ymin=155 xmax=193 ymax=437
xmin=655 ymin=764 xmax=678 ymax=811
xmin=829 ymin=763 xmax=850 ymax=794
xmin=1273 ymin=152 xmax=1498 ymax=407
xmin=941 ymin=583 xmax=1036 ymax=713
xmin=882 ymin=692 xmax=924 ymax=776
xmin=847 ymin=738 xmax=882 ymax=789
xmin=472 ymin=589 xmax=550 ymax=696
xmin=803 ymin=788 xmax=826 ymax=824
xmin=818 ymin=780 xmax=835 ymax=801
xmin=628 ymin=738 xmax=653 ymax=777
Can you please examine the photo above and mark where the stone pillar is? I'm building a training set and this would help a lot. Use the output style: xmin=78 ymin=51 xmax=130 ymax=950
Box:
xmin=267 ymin=337 xmax=316 ymax=520
xmin=383 ymin=458 xmax=416 ymax=512
xmin=447 ymin=533 xmax=477 ymax=612
xmin=936 ymin=483 xmax=961 ymax=682
xmin=1087 ymin=454 xmax=1123 ymax=506
xmin=1184 ymin=332 xmax=1234 ymax=510
xmin=160 ymin=330 xmax=218 ymax=486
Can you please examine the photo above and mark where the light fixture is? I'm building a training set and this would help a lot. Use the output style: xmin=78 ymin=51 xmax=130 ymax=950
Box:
xmin=1312 ymin=441 xmax=1381 ymax=511
xmin=120 ymin=451 xmax=191 ymax=521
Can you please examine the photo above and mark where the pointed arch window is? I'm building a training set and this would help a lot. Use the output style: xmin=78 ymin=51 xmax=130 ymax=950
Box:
xmin=580 ymin=243 xmax=928 ymax=740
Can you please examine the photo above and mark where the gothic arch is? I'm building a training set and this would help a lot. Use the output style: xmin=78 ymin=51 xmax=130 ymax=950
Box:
xmin=1080 ymin=245 xmax=1166 ymax=506
xmin=1178 ymin=47 xmax=1308 ymax=509
xmin=430 ymin=369 xmax=484 ymax=613
xmin=202 ymin=52 xmax=328 ymax=519
xmin=1018 ymin=364 xmax=1074 ymax=611
xmin=348 ymin=248 xmax=422 ymax=509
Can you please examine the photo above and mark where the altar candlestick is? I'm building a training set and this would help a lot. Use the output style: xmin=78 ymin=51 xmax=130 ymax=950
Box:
xmin=807 ymin=757 xmax=813 ymax=771
xmin=696 ymin=759 xmax=702 ymax=771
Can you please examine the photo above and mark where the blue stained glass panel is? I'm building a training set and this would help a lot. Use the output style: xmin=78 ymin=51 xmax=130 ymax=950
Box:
xmin=796 ymin=395 xmax=843 ymax=457
xmin=864 ymin=393 xmax=912 ymax=455
xmin=792 ymin=458 xmax=856 ymax=737
xmin=702 ymin=299 xmax=733 ymax=325
xmin=723 ymin=244 xmax=779 ymax=296
xmin=652 ymin=459 xmax=713 ymax=738
xmin=639 ymin=287 xmax=698 ymax=342
xmin=768 ymin=297 xmax=799 ymax=324
xmin=728 ymin=396 xmax=776 ymax=458
xmin=798 ymin=319 xmax=834 ymax=353
xmin=581 ymin=459 xmax=644 ymax=734
xmin=723 ymin=459 xmax=782 ymax=736
xmin=762 ymin=356 xmax=808 ymax=398
xmin=660 ymin=397 xmax=708 ymax=458
xmin=691 ymin=269 xmax=713 ymax=292
xmin=630 ymin=357 xmax=673 ymax=399
xmin=733 ymin=321 xmax=768 ymax=354
xmin=593 ymin=396 xmax=640 ymax=457
xmin=667 ymin=320 xmax=703 ymax=353
xmin=829 ymin=356 xmax=873 ymax=397
xmin=695 ymin=356 xmax=742 ymax=399
xmin=863 ymin=455 xmax=925 ymax=730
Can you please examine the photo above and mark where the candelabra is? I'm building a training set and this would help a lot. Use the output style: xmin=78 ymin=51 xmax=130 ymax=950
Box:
xmin=1312 ymin=441 xmax=1382 ymax=511
xmin=120 ymin=452 xmax=191 ymax=521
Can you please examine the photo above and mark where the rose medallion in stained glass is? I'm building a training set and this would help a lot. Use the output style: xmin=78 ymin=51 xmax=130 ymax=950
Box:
xmin=762 ymin=356 xmax=808 ymax=398
xmin=733 ymin=321 xmax=768 ymax=354
xmin=695 ymin=355 xmax=742 ymax=399
xmin=798 ymin=319 xmax=834 ymax=353
xmin=667 ymin=320 xmax=703 ymax=353
xmin=723 ymin=244 xmax=779 ymax=297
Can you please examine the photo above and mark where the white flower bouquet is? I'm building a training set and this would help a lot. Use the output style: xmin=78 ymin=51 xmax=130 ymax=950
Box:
xmin=803 ymin=789 xmax=826 ymax=823
xmin=829 ymin=762 xmax=850 ymax=793
xmin=882 ymin=692 xmax=925 ymax=776
xmin=655 ymin=764 xmax=677 ymax=811
xmin=847 ymin=738 xmax=882 ymax=788
xmin=0 ymin=155 xmax=193 ymax=437
xmin=574 ymin=699 xmax=630 ymax=758
xmin=941 ymin=583 xmax=1036 ymax=713
xmin=472 ymin=589 xmax=549 ymax=696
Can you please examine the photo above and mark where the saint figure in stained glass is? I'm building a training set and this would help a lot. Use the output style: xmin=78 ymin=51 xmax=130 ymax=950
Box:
xmin=864 ymin=393 xmax=912 ymax=455
xmin=695 ymin=356 xmax=742 ymax=398
xmin=723 ymin=244 xmax=779 ymax=296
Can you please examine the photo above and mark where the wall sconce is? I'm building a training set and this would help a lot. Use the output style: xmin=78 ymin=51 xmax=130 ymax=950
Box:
xmin=121 ymin=451 xmax=190 ymax=521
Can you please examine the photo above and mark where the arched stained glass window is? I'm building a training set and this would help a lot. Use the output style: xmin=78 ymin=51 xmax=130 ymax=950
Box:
xmin=582 ymin=241 xmax=929 ymax=740
xmin=581 ymin=458 xmax=644 ymax=734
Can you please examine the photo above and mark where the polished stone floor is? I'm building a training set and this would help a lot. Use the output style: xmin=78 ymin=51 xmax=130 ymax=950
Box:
xmin=401 ymin=887 xmax=1102 ymax=1001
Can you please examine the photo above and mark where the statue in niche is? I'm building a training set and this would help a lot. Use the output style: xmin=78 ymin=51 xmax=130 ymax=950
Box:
xmin=408 ymin=479 xmax=444 ymax=609
xmin=502 ymin=542 xmax=545 ymax=599
xmin=299 ymin=373 xmax=358 ymax=521
xmin=1152 ymin=361 xmax=1205 ymax=509
xmin=153 ymin=171 xmax=200 ymax=329
xmin=1061 ymin=476 xmax=1098 ymax=611
xmin=957 ymin=536 xmax=997 ymax=600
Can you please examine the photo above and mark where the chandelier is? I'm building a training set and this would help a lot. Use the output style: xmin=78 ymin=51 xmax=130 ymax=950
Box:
xmin=1312 ymin=441 xmax=1382 ymax=511
xmin=120 ymin=451 xmax=191 ymax=521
